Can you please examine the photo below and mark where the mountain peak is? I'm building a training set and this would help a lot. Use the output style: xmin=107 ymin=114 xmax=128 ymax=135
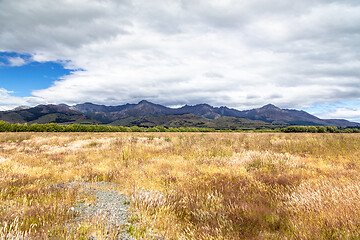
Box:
xmin=83 ymin=102 xmax=98 ymax=105
xmin=138 ymin=100 xmax=152 ymax=105
xmin=12 ymin=106 xmax=31 ymax=111
xmin=198 ymin=103 xmax=212 ymax=107
xmin=59 ymin=103 xmax=70 ymax=107
xmin=260 ymin=104 xmax=280 ymax=110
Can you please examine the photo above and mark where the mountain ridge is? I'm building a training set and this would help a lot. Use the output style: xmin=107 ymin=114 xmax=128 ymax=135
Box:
xmin=1 ymin=101 xmax=359 ymax=128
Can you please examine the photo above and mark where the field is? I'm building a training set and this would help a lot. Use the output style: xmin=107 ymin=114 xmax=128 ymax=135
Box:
xmin=1 ymin=132 xmax=360 ymax=239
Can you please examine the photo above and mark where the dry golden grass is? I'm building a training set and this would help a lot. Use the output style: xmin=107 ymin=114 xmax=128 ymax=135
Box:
xmin=1 ymin=132 xmax=360 ymax=239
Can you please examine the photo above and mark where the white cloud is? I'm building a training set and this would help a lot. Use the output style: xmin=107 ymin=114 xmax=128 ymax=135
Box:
xmin=318 ymin=108 xmax=360 ymax=122
xmin=0 ymin=0 xmax=360 ymax=121
xmin=7 ymin=56 xmax=27 ymax=67
xmin=0 ymin=88 xmax=32 ymax=110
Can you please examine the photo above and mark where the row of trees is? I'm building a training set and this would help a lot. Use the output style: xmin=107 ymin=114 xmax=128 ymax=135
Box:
xmin=280 ymin=125 xmax=360 ymax=133
xmin=0 ymin=121 xmax=359 ymax=133
xmin=0 ymin=121 xmax=215 ymax=133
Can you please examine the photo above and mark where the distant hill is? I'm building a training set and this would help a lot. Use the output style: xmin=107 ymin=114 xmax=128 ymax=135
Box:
xmin=0 ymin=101 xmax=359 ymax=128
xmin=110 ymin=114 xmax=274 ymax=129
xmin=0 ymin=105 xmax=99 ymax=125
xmin=71 ymin=101 xmax=359 ymax=127
xmin=228 ymin=104 xmax=349 ymax=126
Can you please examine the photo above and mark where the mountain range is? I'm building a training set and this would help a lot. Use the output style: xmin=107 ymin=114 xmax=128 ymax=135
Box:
xmin=1 ymin=100 xmax=359 ymax=129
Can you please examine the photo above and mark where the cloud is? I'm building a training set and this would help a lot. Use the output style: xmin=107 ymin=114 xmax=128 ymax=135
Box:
xmin=7 ymin=57 xmax=27 ymax=67
xmin=0 ymin=0 xmax=360 ymax=119
xmin=0 ymin=88 xmax=13 ymax=95
xmin=318 ymin=108 xmax=360 ymax=122
xmin=0 ymin=88 xmax=31 ymax=110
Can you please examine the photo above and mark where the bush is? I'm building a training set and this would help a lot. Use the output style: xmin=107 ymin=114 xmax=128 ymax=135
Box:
xmin=0 ymin=121 xmax=358 ymax=133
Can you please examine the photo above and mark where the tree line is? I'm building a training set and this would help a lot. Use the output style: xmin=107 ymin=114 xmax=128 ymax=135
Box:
xmin=0 ymin=121 xmax=359 ymax=133
xmin=279 ymin=125 xmax=360 ymax=133
xmin=0 ymin=121 xmax=215 ymax=132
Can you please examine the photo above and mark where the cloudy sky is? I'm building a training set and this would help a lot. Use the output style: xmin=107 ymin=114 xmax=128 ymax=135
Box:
xmin=0 ymin=0 xmax=360 ymax=122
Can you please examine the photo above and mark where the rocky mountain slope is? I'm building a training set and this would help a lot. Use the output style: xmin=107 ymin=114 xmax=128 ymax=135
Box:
xmin=0 ymin=105 xmax=98 ymax=125
xmin=1 ymin=101 xmax=359 ymax=128
xmin=71 ymin=101 xmax=359 ymax=127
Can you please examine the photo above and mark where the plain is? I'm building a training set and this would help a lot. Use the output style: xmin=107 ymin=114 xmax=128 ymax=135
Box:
xmin=1 ymin=132 xmax=360 ymax=239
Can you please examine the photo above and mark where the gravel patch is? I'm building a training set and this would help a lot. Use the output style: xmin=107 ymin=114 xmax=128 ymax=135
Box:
xmin=67 ymin=181 xmax=134 ymax=239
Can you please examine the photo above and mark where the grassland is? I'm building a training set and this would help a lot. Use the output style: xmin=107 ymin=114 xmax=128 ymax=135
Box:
xmin=1 ymin=132 xmax=360 ymax=239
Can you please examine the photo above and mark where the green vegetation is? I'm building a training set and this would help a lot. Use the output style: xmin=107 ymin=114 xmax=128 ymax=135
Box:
xmin=111 ymin=114 xmax=276 ymax=129
xmin=280 ymin=125 xmax=360 ymax=133
xmin=0 ymin=121 xmax=359 ymax=133
xmin=0 ymin=121 xmax=216 ymax=133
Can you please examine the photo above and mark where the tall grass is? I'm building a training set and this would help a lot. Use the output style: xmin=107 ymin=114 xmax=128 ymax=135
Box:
xmin=1 ymin=132 xmax=360 ymax=239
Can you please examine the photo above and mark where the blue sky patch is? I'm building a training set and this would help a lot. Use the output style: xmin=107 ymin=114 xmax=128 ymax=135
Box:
xmin=0 ymin=52 xmax=72 ymax=97
xmin=303 ymin=100 xmax=360 ymax=122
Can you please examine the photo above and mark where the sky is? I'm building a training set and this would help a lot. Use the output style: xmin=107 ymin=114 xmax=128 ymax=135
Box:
xmin=0 ymin=0 xmax=359 ymax=122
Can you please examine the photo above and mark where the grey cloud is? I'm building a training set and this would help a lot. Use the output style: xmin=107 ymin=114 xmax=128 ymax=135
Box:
xmin=0 ymin=0 xmax=132 ymax=54
xmin=203 ymin=72 xmax=224 ymax=79
xmin=246 ymin=94 xmax=259 ymax=100
xmin=0 ymin=0 xmax=360 ymax=118
xmin=269 ymin=94 xmax=282 ymax=99
xmin=328 ymin=89 xmax=360 ymax=100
